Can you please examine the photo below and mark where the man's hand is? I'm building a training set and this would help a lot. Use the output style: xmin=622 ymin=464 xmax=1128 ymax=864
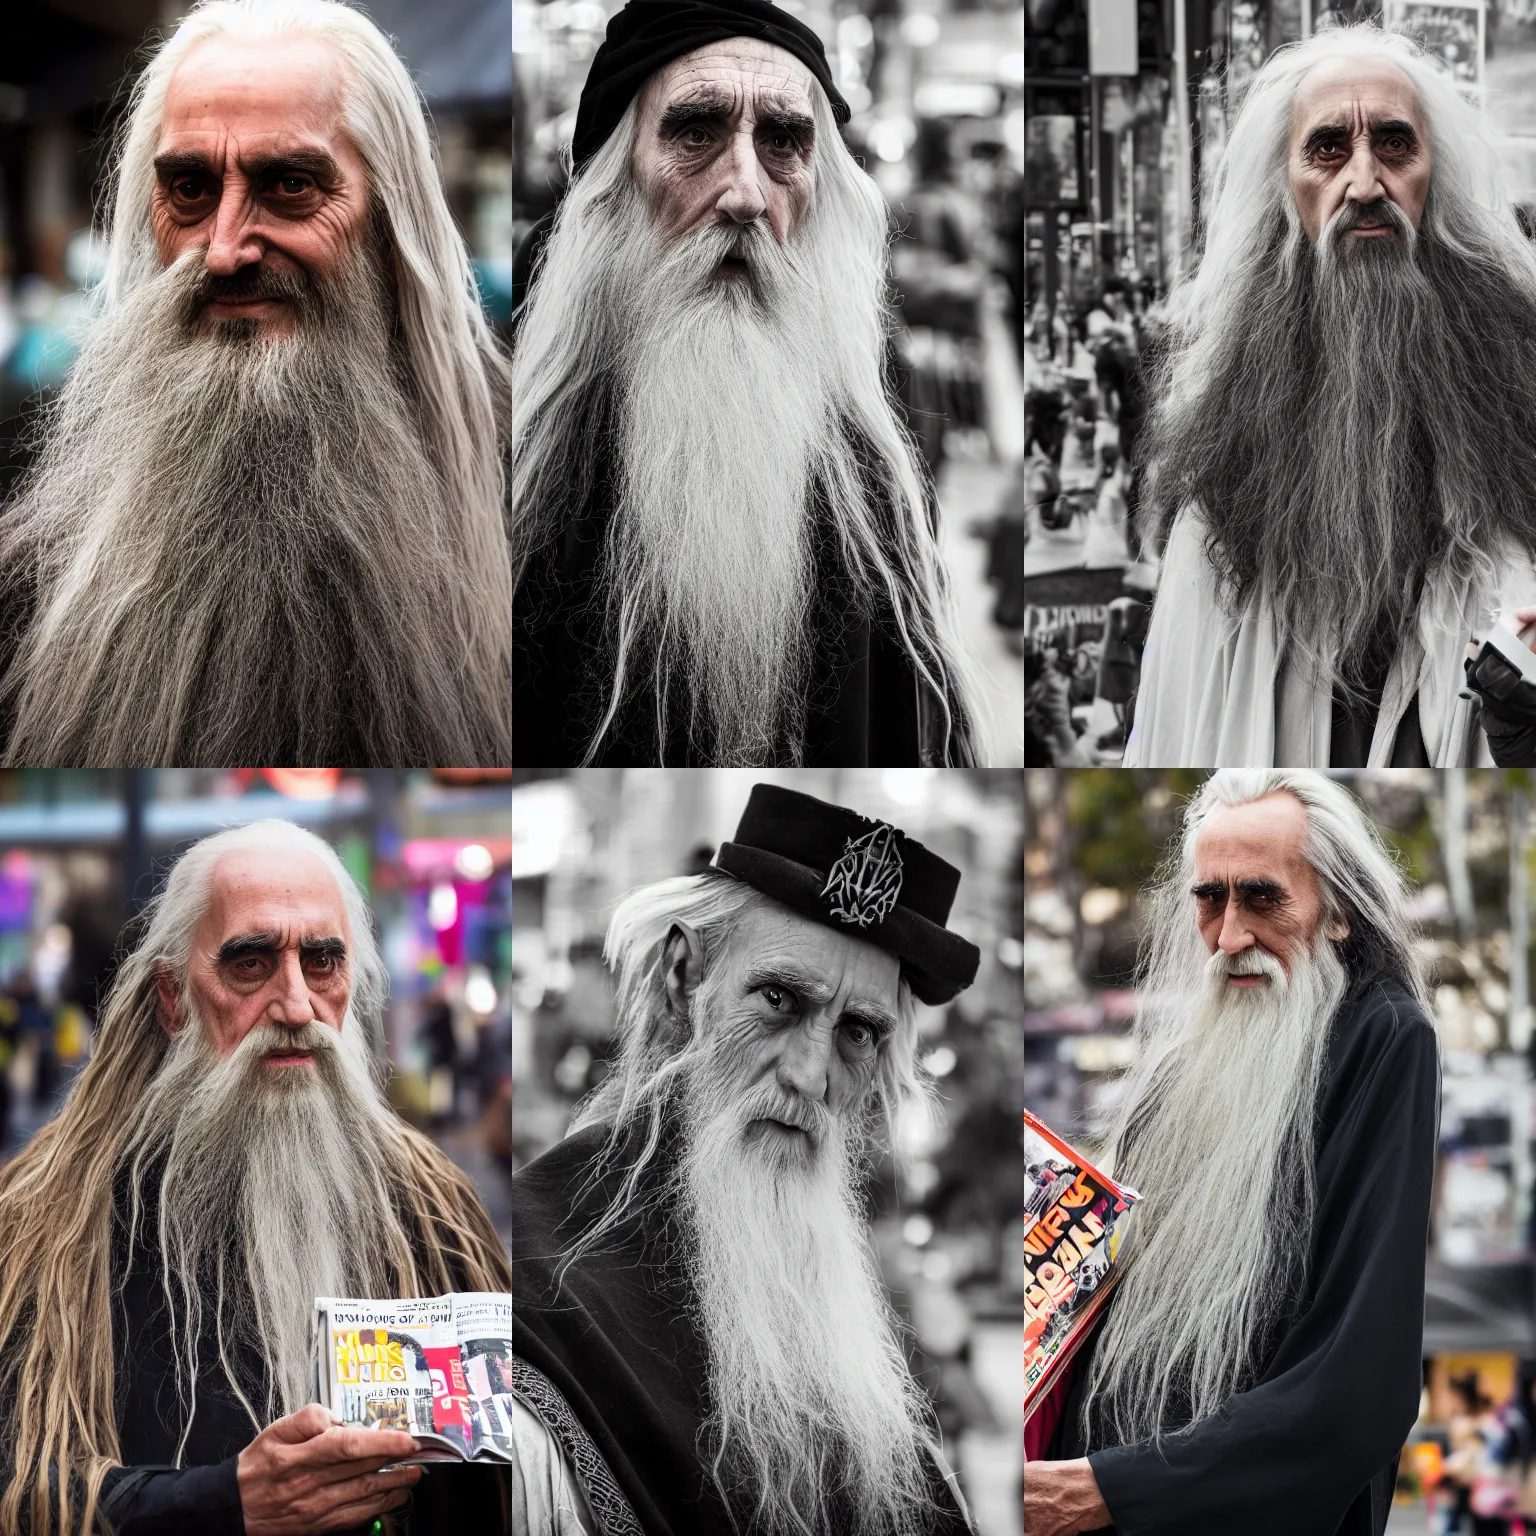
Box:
xmin=236 ymin=1404 xmax=424 ymax=1536
xmin=1023 ymin=1457 xmax=1113 ymax=1536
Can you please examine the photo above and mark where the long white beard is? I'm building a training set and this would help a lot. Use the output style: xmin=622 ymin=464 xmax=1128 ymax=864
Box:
xmin=1081 ymin=937 xmax=1349 ymax=1444
xmin=677 ymin=1046 xmax=934 ymax=1536
xmin=0 ymin=246 xmax=510 ymax=765
xmin=610 ymin=215 xmax=827 ymax=764
xmin=118 ymin=1012 xmax=414 ymax=1457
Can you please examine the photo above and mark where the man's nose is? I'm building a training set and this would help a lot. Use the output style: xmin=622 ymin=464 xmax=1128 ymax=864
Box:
xmin=269 ymin=954 xmax=315 ymax=1025
xmin=714 ymin=135 xmax=767 ymax=225
xmin=204 ymin=180 xmax=264 ymax=275
xmin=1216 ymin=904 xmax=1256 ymax=956
xmin=775 ymin=1022 xmax=831 ymax=1104
xmin=1341 ymin=144 xmax=1387 ymax=207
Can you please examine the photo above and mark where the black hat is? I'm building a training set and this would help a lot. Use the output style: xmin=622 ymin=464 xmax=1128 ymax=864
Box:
xmin=572 ymin=0 xmax=851 ymax=173
xmin=713 ymin=785 xmax=980 ymax=1006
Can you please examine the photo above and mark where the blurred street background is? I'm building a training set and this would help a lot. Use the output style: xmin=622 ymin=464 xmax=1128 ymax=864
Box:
xmin=512 ymin=0 xmax=1026 ymax=761
xmin=1026 ymin=768 xmax=1536 ymax=1533
xmin=511 ymin=767 xmax=1024 ymax=1536
xmin=0 ymin=0 xmax=513 ymax=496
xmin=1024 ymin=0 xmax=1536 ymax=765
xmin=0 ymin=769 xmax=513 ymax=1256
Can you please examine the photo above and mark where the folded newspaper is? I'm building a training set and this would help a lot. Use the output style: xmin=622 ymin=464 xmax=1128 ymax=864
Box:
xmin=314 ymin=1292 xmax=513 ymax=1463
xmin=1024 ymin=1111 xmax=1141 ymax=1426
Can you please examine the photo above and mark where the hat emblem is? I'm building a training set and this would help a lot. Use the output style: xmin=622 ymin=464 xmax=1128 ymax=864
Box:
xmin=821 ymin=823 xmax=903 ymax=928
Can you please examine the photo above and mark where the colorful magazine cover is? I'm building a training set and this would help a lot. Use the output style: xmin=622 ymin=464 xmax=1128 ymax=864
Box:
xmin=1024 ymin=1110 xmax=1141 ymax=1427
xmin=313 ymin=1292 xmax=513 ymax=1463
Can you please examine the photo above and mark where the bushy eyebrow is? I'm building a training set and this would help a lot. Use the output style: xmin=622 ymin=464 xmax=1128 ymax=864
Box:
xmin=153 ymin=148 xmax=342 ymax=184
xmin=1300 ymin=118 xmax=1420 ymax=156
xmin=217 ymin=932 xmax=347 ymax=964
xmin=659 ymin=92 xmax=814 ymax=139
xmin=740 ymin=962 xmax=898 ymax=1035
xmin=1190 ymin=878 xmax=1288 ymax=902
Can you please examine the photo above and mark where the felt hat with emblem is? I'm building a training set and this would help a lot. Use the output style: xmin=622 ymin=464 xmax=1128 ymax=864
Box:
xmin=712 ymin=785 xmax=980 ymax=1006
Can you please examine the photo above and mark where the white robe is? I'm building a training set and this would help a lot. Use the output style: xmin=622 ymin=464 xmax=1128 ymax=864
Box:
xmin=1123 ymin=507 xmax=1536 ymax=767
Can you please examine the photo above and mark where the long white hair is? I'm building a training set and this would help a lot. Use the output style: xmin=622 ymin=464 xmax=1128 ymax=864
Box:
xmin=101 ymin=0 xmax=510 ymax=533
xmin=512 ymin=90 xmax=981 ymax=766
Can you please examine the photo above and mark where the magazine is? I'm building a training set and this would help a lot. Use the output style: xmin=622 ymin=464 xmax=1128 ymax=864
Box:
xmin=314 ymin=1292 xmax=514 ymax=1463
xmin=1024 ymin=1111 xmax=1141 ymax=1427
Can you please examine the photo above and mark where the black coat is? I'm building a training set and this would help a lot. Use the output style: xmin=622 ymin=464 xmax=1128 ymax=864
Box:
xmin=512 ymin=1122 xmax=972 ymax=1535
xmin=511 ymin=422 xmax=929 ymax=767
xmin=6 ymin=1173 xmax=510 ymax=1534
xmin=1047 ymin=975 xmax=1440 ymax=1536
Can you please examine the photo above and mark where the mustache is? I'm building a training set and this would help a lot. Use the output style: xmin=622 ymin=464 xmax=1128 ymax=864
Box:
xmin=1321 ymin=198 xmax=1415 ymax=256
xmin=236 ymin=1022 xmax=341 ymax=1060
xmin=740 ymin=1086 xmax=835 ymax=1143
xmin=1205 ymin=947 xmax=1287 ymax=983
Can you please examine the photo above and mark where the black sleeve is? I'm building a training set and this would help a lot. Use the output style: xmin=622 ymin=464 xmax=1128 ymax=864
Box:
xmin=1086 ymin=999 xmax=1439 ymax=1536
xmin=98 ymin=1460 xmax=244 ymax=1536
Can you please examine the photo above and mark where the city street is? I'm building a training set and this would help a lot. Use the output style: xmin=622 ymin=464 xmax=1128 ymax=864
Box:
xmin=941 ymin=449 xmax=1024 ymax=764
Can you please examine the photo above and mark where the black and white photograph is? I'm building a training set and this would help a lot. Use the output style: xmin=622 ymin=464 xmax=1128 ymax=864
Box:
xmin=511 ymin=0 xmax=1025 ymax=767
xmin=1025 ymin=1 xmax=1536 ymax=768
xmin=510 ymin=767 xmax=1024 ymax=1532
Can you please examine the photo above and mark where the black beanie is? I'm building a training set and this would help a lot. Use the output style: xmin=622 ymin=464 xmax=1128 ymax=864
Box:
xmin=572 ymin=0 xmax=851 ymax=172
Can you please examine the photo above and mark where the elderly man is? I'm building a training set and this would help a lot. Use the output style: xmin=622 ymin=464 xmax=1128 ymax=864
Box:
xmin=0 ymin=820 xmax=511 ymax=1535
xmin=0 ymin=0 xmax=510 ymax=766
xmin=512 ymin=785 xmax=979 ymax=1533
xmin=1125 ymin=24 xmax=1536 ymax=767
xmin=511 ymin=0 xmax=978 ymax=768
xmin=1026 ymin=772 xmax=1438 ymax=1536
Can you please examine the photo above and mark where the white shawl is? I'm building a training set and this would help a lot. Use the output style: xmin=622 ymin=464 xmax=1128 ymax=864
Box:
xmin=1123 ymin=507 xmax=1536 ymax=767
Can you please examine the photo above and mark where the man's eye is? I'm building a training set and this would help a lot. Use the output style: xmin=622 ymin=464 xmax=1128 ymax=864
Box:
xmin=681 ymin=126 xmax=711 ymax=148
xmin=171 ymin=177 xmax=210 ymax=202
xmin=843 ymin=1021 xmax=874 ymax=1050
xmin=306 ymin=954 xmax=336 ymax=973
xmin=761 ymin=985 xmax=793 ymax=1012
xmin=275 ymin=175 xmax=313 ymax=196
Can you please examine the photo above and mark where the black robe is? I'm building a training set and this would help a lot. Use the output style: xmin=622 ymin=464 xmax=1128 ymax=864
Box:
xmin=511 ymin=417 xmax=929 ymax=767
xmin=1046 ymin=975 xmax=1440 ymax=1536
xmin=3 ymin=1172 xmax=510 ymax=1534
xmin=511 ymin=1122 xmax=972 ymax=1535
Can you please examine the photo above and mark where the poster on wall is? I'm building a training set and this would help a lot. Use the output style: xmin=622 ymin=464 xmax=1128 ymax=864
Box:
xmin=1383 ymin=0 xmax=1486 ymax=93
xmin=1026 ymin=115 xmax=1082 ymax=205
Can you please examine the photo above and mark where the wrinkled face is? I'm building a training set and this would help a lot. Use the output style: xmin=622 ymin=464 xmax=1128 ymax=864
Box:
xmin=1191 ymin=794 xmax=1342 ymax=980
xmin=157 ymin=848 xmax=353 ymax=1063
xmin=631 ymin=37 xmax=818 ymax=254
xmin=1287 ymin=56 xmax=1432 ymax=245
xmin=703 ymin=903 xmax=900 ymax=1154
xmin=151 ymin=33 xmax=373 ymax=333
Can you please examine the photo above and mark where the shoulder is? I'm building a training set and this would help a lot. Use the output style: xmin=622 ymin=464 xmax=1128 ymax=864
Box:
xmin=1324 ymin=975 xmax=1439 ymax=1114
xmin=1342 ymin=976 xmax=1436 ymax=1053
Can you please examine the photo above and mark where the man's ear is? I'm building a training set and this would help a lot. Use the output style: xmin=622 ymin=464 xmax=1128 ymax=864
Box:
xmin=1325 ymin=913 xmax=1351 ymax=944
xmin=154 ymin=970 xmax=182 ymax=1036
xmin=661 ymin=922 xmax=705 ymax=1034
